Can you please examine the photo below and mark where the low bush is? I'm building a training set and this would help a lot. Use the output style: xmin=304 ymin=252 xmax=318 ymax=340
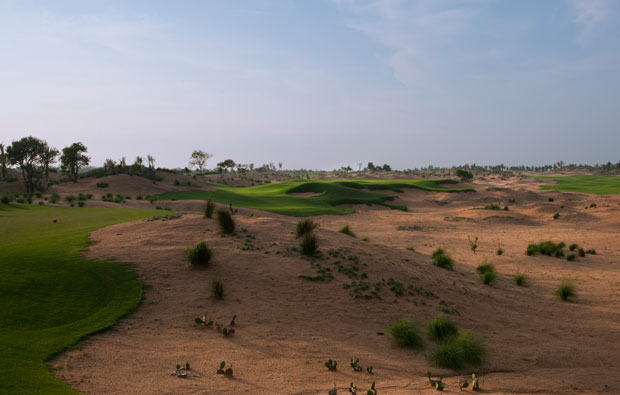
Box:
xmin=476 ymin=262 xmax=496 ymax=285
xmin=65 ymin=195 xmax=76 ymax=203
xmin=204 ymin=198 xmax=216 ymax=218
xmin=432 ymin=247 xmax=454 ymax=270
xmin=0 ymin=193 xmax=13 ymax=204
xmin=514 ymin=273 xmax=528 ymax=287
xmin=78 ymin=201 xmax=85 ymax=207
xmin=586 ymin=249 xmax=596 ymax=255
xmin=553 ymin=213 xmax=560 ymax=220
xmin=216 ymin=209 xmax=235 ymax=233
xmin=296 ymin=219 xmax=318 ymax=237
xmin=554 ymin=281 xmax=576 ymax=301
xmin=338 ymin=224 xmax=356 ymax=238
xmin=429 ymin=331 xmax=486 ymax=370
xmin=566 ymin=253 xmax=576 ymax=262
xmin=96 ymin=182 xmax=109 ymax=188
xmin=484 ymin=203 xmax=500 ymax=210
xmin=389 ymin=318 xmax=424 ymax=348
xmin=186 ymin=241 xmax=213 ymax=266
xmin=428 ymin=315 xmax=459 ymax=342
xmin=569 ymin=243 xmax=578 ymax=251
xmin=300 ymin=232 xmax=319 ymax=256
xmin=49 ymin=193 xmax=60 ymax=203
xmin=212 ymin=276 xmax=224 ymax=299
xmin=526 ymin=241 xmax=565 ymax=257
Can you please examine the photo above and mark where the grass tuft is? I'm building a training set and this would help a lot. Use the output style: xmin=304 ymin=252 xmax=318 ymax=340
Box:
xmin=212 ymin=276 xmax=224 ymax=299
xmin=429 ymin=331 xmax=486 ymax=370
xmin=296 ymin=219 xmax=318 ymax=238
xmin=216 ymin=209 xmax=235 ymax=233
xmin=338 ymin=224 xmax=356 ymax=238
xmin=476 ymin=262 xmax=496 ymax=285
xmin=554 ymin=281 xmax=576 ymax=301
xmin=186 ymin=241 xmax=213 ymax=266
xmin=300 ymin=232 xmax=319 ymax=256
xmin=432 ymin=247 xmax=454 ymax=270
xmin=514 ymin=273 xmax=528 ymax=287
xmin=428 ymin=315 xmax=459 ymax=342
xmin=204 ymin=198 xmax=216 ymax=218
xmin=389 ymin=318 xmax=424 ymax=348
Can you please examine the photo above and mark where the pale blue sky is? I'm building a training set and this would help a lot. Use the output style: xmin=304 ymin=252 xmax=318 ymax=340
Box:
xmin=1 ymin=0 xmax=618 ymax=169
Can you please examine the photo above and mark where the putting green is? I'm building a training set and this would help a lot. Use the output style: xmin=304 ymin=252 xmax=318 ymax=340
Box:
xmin=536 ymin=175 xmax=620 ymax=195
xmin=154 ymin=179 xmax=473 ymax=216
xmin=0 ymin=204 xmax=157 ymax=394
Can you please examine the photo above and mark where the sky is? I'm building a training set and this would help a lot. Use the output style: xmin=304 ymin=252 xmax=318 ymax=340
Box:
xmin=1 ymin=0 xmax=619 ymax=170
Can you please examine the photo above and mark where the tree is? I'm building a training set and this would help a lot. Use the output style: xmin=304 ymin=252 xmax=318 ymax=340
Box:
xmin=147 ymin=154 xmax=155 ymax=169
xmin=278 ymin=162 xmax=283 ymax=171
xmin=60 ymin=142 xmax=90 ymax=182
xmin=6 ymin=136 xmax=48 ymax=193
xmin=367 ymin=162 xmax=376 ymax=172
xmin=382 ymin=163 xmax=392 ymax=171
xmin=456 ymin=168 xmax=473 ymax=182
xmin=217 ymin=159 xmax=236 ymax=172
xmin=0 ymin=143 xmax=7 ymax=179
xmin=104 ymin=158 xmax=116 ymax=175
xmin=40 ymin=146 xmax=59 ymax=188
xmin=189 ymin=150 xmax=212 ymax=172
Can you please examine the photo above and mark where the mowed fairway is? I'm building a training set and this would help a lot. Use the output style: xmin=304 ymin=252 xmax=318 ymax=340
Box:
xmin=154 ymin=179 xmax=472 ymax=216
xmin=536 ymin=175 xmax=620 ymax=195
xmin=0 ymin=205 xmax=157 ymax=394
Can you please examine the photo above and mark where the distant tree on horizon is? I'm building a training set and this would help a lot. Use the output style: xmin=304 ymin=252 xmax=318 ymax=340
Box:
xmin=217 ymin=159 xmax=236 ymax=172
xmin=60 ymin=142 xmax=90 ymax=182
xmin=278 ymin=162 xmax=283 ymax=171
xmin=0 ymin=143 xmax=7 ymax=179
xmin=147 ymin=154 xmax=155 ymax=169
xmin=6 ymin=136 xmax=50 ymax=192
xmin=41 ymin=146 xmax=59 ymax=188
xmin=189 ymin=150 xmax=212 ymax=172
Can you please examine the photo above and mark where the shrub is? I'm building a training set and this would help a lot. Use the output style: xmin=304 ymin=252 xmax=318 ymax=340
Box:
xmin=96 ymin=182 xmax=109 ymax=188
xmin=484 ymin=203 xmax=500 ymax=210
xmin=204 ymin=198 xmax=216 ymax=218
xmin=586 ymin=249 xmax=596 ymax=255
xmin=578 ymin=248 xmax=585 ymax=257
xmin=296 ymin=219 xmax=318 ymax=238
xmin=300 ymin=232 xmax=319 ymax=256
xmin=554 ymin=281 xmax=576 ymax=301
xmin=553 ymin=213 xmax=560 ymax=220
xmin=432 ymin=248 xmax=454 ymax=270
xmin=136 ymin=194 xmax=143 ymax=200
xmin=186 ymin=241 xmax=213 ymax=266
xmin=216 ymin=209 xmax=235 ymax=233
xmin=566 ymin=253 xmax=576 ymax=262
xmin=65 ymin=195 xmax=76 ymax=203
xmin=78 ymin=201 xmax=85 ymax=207
xmin=514 ymin=274 xmax=528 ymax=287
xmin=389 ymin=318 xmax=423 ymax=348
xmin=212 ymin=276 xmax=224 ymax=299
xmin=338 ymin=224 xmax=356 ymax=238
xmin=429 ymin=331 xmax=486 ymax=370
xmin=0 ymin=193 xmax=12 ymax=204
xmin=569 ymin=243 xmax=578 ymax=251
xmin=496 ymin=247 xmax=503 ymax=255
xmin=526 ymin=241 xmax=565 ymax=257
xmin=49 ymin=193 xmax=60 ymax=203
xmin=428 ymin=315 xmax=459 ymax=342
xmin=476 ymin=262 xmax=496 ymax=285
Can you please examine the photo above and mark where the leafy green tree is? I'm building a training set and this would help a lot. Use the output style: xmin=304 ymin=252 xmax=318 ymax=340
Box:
xmin=41 ymin=146 xmax=59 ymax=188
xmin=147 ymin=154 xmax=155 ymax=169
xmin=0 ymin=143 xmax=7 ymax=179
xmin=189 ymin=150 xmax=212 ymax=172
xmin=382 ymin=163 xmax=392 ymax=171
xmin=60 ymin=142 xmax=90 ymax=182
xmin=6 ymin=136 xmax=48 ymax=192
xmin=217 ymin=159 xmax=236 ymax=172
xmin=456 ymin=169 xmax=473 ymax=182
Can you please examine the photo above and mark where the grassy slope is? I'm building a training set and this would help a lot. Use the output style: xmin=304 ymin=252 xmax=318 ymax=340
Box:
xmin=0 ymin=205 xmax=157 ymax=394
xmin=154 ymin=179 xmax=472 ymax=216
xmin=536 ymin=175 xmax=620 ymax=195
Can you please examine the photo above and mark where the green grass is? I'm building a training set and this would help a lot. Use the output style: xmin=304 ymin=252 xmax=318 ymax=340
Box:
xmin=536 ymin=175 xmax=620 ymax=195
xmin=0 ymin=204 xmax=157 ymax=394
xmin=427 ymin=315 xmax=459 ymax=342
xmin=152 ymin=179 xmax=473 ymax=216
xmin=429 ymin=331 xmax=486 ymax=370
xmin=389 ymin=318 xmax=424 ymax=348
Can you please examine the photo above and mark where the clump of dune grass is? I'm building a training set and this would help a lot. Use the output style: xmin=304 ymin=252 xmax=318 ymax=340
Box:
xmin=476 ymin=262 xmax=496 ymax=285
xmin=389 ymin=318 xmax=424 ymax=349
xmin=296 ymin=219 xmax=318 ymax=238
xmin=212 ymin=276 xmax=224 ymax=299
xmin=428 ymin=315 xmax=459 ymax=342
xmin=186 ymin=241 xmax=213 ymax=266
xmin=300 ymin=232 xmax=319 ymax=256
xmin=432 ymin=248 xmax=454 ymax=270
xmin=216 ymin=209 xmax=235 ymax=233
xmin=429 ymin=331 xmax=486 ymax=370
xmin=513 ymin=273 xmax=528 ymax=287
xmin=554 ymin=281 xmax=576 ymax=302
xmin=204 ymin=198 xmax=216 ymax=218
xmin=338 ymin=224 xmax=356 ymax=238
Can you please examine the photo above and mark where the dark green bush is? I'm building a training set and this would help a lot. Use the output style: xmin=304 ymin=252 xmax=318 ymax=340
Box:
xmin=428 ymin=315 xmax=459 ymax=342
xmin=186 ymin=241 xmax=213 ymax=266
xmin=204 ymin=198 xmax=216 ymax=218
xmin=514 ymin=274 xmax=528 ymax=287
xmin=526 ymin=241 xmax=565 ymax=257
xmin=216 ymin=209 xmax=235 ymax=233
xmin=432 ymin=248 xmax=454 ymax=270
xmin=300 ymin=232 xmax=319 ymax=256
xmin=338 ymin=224 xmax=356 ymax=238
xmin=484 ymin=203 xmax=500 ymax=210
xmin=586 ymin=249 xmax=596 ymax=255
xmin=96 ymin=182 xmax=109 ymax=188
xmin=389 ymin=318 xmax=424 ymax=348
xmin=566 ymin=253 xmax=576 ymax=262
xmin=429 ymin=331 xmax=486 ymax=370
xmin=212 ymin=276 xmax=224 ymax=299
xmin=476 ymin=262 xmax=496 ymax=285
xmin=296 ymin=219 xmax=318 ymax=238
xmin=49 ymin=193 xmax=60 ymax=203
xmin=569 ymin=243 xmax=578 ymax=251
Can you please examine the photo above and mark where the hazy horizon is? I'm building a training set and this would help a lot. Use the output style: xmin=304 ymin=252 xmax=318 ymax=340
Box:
xmin=1 ymin=0 xmax=619 ymax=170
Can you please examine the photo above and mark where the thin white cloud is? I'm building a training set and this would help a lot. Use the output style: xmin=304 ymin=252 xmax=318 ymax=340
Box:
xmin=570 ymin=0 xmax=610 ymax=42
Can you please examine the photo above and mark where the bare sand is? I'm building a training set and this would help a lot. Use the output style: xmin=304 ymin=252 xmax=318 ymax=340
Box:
xmin=51 ymin=176 xmax=620 ymax=394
